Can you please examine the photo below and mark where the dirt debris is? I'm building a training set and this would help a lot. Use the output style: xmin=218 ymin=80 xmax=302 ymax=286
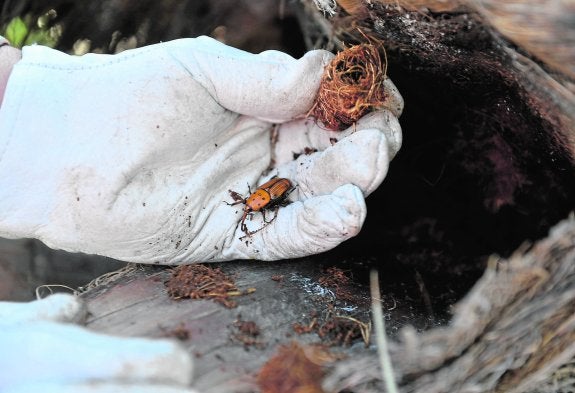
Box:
xmin=271 ymin=274 xmax=284 ymax=282
xmin=293 ymin=307 xmax=370 ymax=347
xmin=165 ymin=264 xmax=253 ymax=308
xmin=293 ymin=147 xmax=318 ymax=160
xmin=231 ymin=315 xmax=266 ymax=349
xmin=317 ymin=266 xmax=355 ymax=302
xmin=160 ymin=322 xmax=191 ymax=341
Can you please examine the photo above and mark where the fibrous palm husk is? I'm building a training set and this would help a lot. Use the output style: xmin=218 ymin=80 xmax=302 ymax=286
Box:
xmin=309 ymin=43 xmax=387 ymax=131
xmin=323 ymin=215 xmax=575 ymax=393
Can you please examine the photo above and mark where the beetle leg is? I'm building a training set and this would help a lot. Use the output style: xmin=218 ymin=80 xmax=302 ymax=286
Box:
xmin=227 ymin=189 xmax=246 ymax=203
xmin=240 ymin=222 xmax=269 ymax=239
xmin=240 ymin=211 xmax=250 ymax=234
xmin=224 ymin=199 xmax=245 ymax=206
xmin=273 ymin=185 xmax=296 ymax=208
xmin=277 ymin=199 xmax=291 ymax=208
xmin=284 ymin=185 xmax=296 ymax=199
xmin=262 ymin=207 xmax=279 ymax=224
xmin=271 ymin=207 xmax=279 ymax=223
xmin=239 ymin=208 xmax=281 ymax=240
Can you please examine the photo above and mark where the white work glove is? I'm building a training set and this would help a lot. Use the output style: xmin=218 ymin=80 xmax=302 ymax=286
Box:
xmin=0 ymin=36 xmax=403 ymax=263
xmin=0 ymin=294 xmax=196 ymax=393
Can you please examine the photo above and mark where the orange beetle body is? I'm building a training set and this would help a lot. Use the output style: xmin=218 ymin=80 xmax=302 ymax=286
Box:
xmin=246 ymin=178 xmax=292 ymax=211
xmin=227 ymin=177 xmax=294 ymax=236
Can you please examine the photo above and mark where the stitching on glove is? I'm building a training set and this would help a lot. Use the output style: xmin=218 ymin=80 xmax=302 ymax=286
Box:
xmin=0 ymin=89 xmax=23 ymax=163
xmin=20 ymin=45 xmax=158 ymax=71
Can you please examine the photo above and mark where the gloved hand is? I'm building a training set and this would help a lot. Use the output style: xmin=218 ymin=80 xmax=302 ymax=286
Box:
xmin=0 ymin=294 xmax=196 ymax=393
xmin=0 ymin=36 xmax=403 ymax=263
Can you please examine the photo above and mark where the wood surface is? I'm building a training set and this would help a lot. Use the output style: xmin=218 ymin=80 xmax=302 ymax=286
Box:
xmin=81 ymin=256 xmax=451 ymax=392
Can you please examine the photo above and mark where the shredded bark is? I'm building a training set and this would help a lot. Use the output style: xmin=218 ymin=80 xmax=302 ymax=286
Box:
xmin=165 ymin=264 xmax=243 ymax=308
xmin=323 ymin=216 xmax=575 ymax=393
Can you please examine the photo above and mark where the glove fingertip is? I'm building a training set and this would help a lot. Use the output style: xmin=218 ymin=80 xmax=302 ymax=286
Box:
xmin=36 ymin=293 xmax=87 ymax=324
xmin=228 ymin=184 xmax=366 ymax=260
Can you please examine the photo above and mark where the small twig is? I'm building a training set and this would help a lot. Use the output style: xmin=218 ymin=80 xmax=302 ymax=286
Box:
xmin=415 ymin=269 xmax=435 ymax=321
xmin=370 ymin=270 xmax=399 ymax=393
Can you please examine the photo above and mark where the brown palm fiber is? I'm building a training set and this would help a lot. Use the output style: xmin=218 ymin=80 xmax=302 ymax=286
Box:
xmin=309 ymin=43 xmax=387 ymax=131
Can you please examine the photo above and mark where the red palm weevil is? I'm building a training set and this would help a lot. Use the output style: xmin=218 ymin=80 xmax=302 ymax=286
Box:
xmin=226 ymin=177 xmax=294 ymax=236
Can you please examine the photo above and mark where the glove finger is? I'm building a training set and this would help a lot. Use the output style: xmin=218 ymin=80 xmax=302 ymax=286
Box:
xmin=168 ymin=36 xmax=334 ymax=122
xmin=226 ymin=184 xmax=366 ymax=260
xmin=0 ymin=293 xmax=86 ymax=324
xmin=0 ymin=322 xmax=193 ymax=387
xmin=274 ymin=127 xmax=394 ymax=200
xmin=5 ymin=383 xmax=199 ymax=393
xmin=274 ymin=107 xmax=402 ymax=167
xmin=381 ymin=77 xmax=404 ymax=117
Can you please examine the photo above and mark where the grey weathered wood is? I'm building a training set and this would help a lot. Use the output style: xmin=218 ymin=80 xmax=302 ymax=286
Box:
xmin=81 ymin=257 xmax=444 ymax=392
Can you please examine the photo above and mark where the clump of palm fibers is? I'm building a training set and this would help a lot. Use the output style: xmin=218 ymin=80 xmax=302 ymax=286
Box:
xmin=309 ymin=43 xmax=387 ymax=131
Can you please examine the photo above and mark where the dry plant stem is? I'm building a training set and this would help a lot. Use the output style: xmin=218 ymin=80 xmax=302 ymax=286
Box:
xmin=334 ymin=315 xmax=371 ymax=346
xmin=309 ymin=43 xmax=387 ymax=131
xmin=370 ymin=269 xmax=399 ymax=393
xmin=79 ymin=263 xmax=140 ymax=293
xmin=35 ymin=284 xmax=79 ymax=299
